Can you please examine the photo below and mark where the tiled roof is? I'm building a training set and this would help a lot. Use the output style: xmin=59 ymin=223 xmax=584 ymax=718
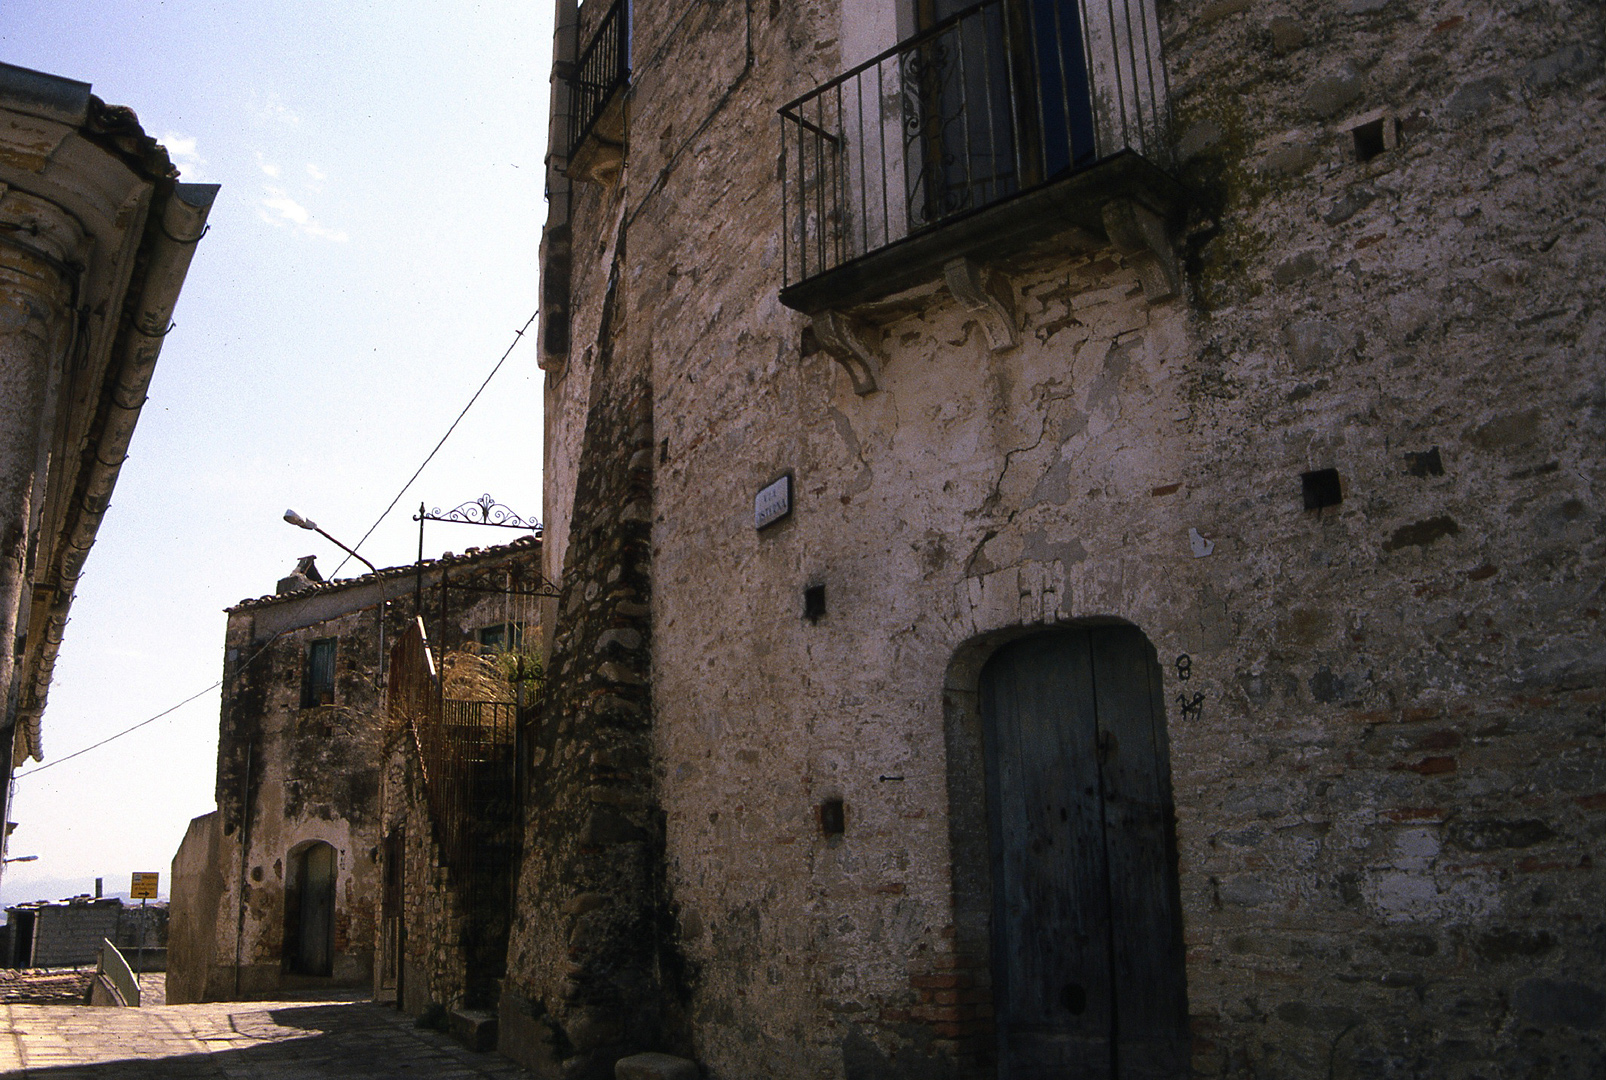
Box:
xmin=228 ymin=534 xmax=540 ymax=612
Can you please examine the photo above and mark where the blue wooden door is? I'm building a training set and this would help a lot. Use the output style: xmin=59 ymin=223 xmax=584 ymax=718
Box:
xmin=980 ymin=627 xmax=1188 ymax=1080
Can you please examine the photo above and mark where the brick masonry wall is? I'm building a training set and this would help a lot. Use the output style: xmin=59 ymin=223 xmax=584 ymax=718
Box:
xmin=517 ymin=1 xmax=1606 ymax=1078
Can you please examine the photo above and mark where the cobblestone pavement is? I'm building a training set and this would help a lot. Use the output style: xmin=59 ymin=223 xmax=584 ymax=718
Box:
xmin=0 ymin=990 xmax=531 ymax=1078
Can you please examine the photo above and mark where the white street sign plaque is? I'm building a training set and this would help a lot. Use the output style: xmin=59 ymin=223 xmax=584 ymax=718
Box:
xmin=754 ymin=474 xmax=793 ymax=530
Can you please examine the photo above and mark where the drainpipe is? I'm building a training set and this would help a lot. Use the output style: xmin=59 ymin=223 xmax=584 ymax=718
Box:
xmin=10 ymin=181 xmax=220 ymax=761
xmin=234 ymin=737 xmax=252 ymax=998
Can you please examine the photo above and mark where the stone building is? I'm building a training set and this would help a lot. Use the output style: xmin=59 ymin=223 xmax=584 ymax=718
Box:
xmin=500 ymin=1 xmax=1605 ymax=1078
xmin=0 ymin=62 xmax=217 ymax=878
xmin=168 ymin=537 xmax=541 ymax=1004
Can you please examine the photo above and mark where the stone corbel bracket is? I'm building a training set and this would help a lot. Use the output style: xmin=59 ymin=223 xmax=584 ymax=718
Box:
xmin=811 ymin=310 xmax=883 ymax=395
xmin=1101 ymin=198 xmax=1181 ymax=303
xmin=943 ymin=257 xmax=1019 ymax=352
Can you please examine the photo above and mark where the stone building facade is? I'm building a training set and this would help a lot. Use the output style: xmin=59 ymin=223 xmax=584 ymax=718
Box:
xmin=168 ymin=537 xmax=541 ymax=1004
xmin=0 ymin=62 xmax=216 ymax=878
xmin=501 ymin=1 xmax=1606 ymax=1078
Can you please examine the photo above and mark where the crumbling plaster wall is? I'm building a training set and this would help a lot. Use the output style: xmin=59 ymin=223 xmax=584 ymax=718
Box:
xmin=167 ymin=811 xmax=226 ymax=1003
xmin=519 ymin=1 xmax=1605 ymax=1078
xmin=208 ymin=604 xmax=384 ymax=998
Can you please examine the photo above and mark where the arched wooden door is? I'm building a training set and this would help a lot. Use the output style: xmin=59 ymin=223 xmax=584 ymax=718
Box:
xmin=979 ymin=626 xmax=1188 ymax=1080
xmin=287 ymin=842 xmax=336 ymax=976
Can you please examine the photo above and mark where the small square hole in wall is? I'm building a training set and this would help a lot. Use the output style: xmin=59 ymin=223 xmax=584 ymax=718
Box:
xmin=804 ymin=583 xmax=826 ymax=622
xmin=1350 ymin=116 xmax=1397 ymax=163
xmin=1302 ymin=468 xmax=1344 ymax=510
xmin=819 ymin=797 xmax=846 ymax=838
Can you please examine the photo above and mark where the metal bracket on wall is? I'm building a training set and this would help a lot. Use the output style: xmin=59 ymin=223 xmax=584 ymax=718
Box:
xmin=811 ymin=310 xmax=883 ymax=396
xmin=943 ymin=257 xmax=1019 ymax=352
xmin=1101 ymin=198 xmax=1181 ymax=303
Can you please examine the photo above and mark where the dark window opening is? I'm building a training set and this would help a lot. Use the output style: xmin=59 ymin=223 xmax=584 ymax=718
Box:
xmin=1302 ymin=468 xmax=1344 ymax=510
xmin=804 ymin=584 xmax=827 ymax=622
xmin=909 ymin=0 xmax=1098 ymax=228
xmin=820 ymin=797 xmax=846 ymax=838
xmin=478 ymin=622 xmax=526 ymax=652
xmin=302 ymin=637 xmax=337 ymax=708
xmin=1351 ymin=117 xmax=1391 ymax=163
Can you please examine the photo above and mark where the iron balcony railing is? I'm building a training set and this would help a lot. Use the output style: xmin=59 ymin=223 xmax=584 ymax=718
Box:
xmin=567 ymin=0 xmax=631 ymax=160
xmin=780 ymin=0 xmax=1170 ymax=291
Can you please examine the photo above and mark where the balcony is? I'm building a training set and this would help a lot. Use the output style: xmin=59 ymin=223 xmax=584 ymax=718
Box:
xmin=566 ymin=0 xmax=630 ymax=184
xmin=779 ymin=0 xmax=1183 ymax=389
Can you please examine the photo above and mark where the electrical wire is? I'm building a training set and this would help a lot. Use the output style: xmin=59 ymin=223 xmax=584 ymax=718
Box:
xmin=329 ymin=309 xmax=538 ymax=577
xmin=12 ymin=629 xmax=290 ymax=780
xmin=11 ymin=684 xmax=220 ymax=779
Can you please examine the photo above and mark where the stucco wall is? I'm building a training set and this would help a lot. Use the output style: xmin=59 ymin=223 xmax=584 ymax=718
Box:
xmin=167 ymin=811 xmax=226 ymax=1003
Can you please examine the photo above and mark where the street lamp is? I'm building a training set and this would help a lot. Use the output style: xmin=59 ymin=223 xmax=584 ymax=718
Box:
xmin=283 ymin=510 xmax=387 ymax=686
xmin=2 ymin=854 xmax=37 ymax=863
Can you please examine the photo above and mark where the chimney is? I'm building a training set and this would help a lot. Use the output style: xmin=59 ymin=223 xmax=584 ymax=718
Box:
xmin=276 ymin=555 xmax=324 ymax=595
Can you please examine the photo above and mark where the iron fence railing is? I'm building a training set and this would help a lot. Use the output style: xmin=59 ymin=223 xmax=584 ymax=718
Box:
xmin=387 ymin=622 xmax=519 ymax=875
xmin=568 ymin=0 xmax=630 ymax=159
xmin=780 ymin=0 xmax=1169 ymax=289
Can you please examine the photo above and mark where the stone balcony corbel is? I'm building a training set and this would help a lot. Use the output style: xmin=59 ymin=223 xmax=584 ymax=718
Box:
xmin=1100 ymin=197 xmax=1182 ymax=303
xmin=807 ymin=259 xmax=1024 ymax=396
xmin=810 ymin=310 xmax=882 ymax=396
xmin=942 ymin=257 xmax=1019 ymax=353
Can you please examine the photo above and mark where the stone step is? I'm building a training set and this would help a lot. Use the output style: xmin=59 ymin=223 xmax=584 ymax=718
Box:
xmin=616 ymin=1052 xmax=699 ymax=1080
xmin=447 ymin=1007 xmax=498 ymax=1052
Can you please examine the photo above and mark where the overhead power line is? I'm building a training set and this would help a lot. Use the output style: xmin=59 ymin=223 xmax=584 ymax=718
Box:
xmin=12 ymin=682 xmax=221 ymax=780
xmin=12 ymin=627 xmax=295 ymax=781
xmin=330 ymin=309 xmax=538 ymax=576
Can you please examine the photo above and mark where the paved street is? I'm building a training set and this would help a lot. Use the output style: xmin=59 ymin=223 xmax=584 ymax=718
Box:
xmin=0 ymin=986 xmax=530 ymax=1079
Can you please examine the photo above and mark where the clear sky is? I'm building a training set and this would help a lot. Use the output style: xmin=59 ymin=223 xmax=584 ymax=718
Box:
xmin=0 ymin=1 xmax=552 ymax=904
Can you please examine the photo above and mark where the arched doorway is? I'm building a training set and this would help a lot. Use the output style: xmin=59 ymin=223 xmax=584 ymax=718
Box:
xmin=284 ymin=841 xmax=336 ymax=976
xmin=978 ymin=625 xmax=1188 ymax=1079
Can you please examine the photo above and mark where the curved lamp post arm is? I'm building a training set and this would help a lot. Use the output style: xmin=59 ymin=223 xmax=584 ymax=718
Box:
xmin=284 ymin=510 xmax=387 ymax=688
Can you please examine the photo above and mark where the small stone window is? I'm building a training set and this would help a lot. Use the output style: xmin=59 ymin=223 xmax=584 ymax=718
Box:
xmin=1348 ymin=111 xmax=1399 ymax=163
xmin=302 ymin=637 xmax=337 ymax=708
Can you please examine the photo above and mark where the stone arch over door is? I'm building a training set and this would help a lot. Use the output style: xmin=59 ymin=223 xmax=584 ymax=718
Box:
xmin=284 ymin=840 xmax=336 ymax=977
xmin=944 ymin=622 xmax=1189 ymax=1080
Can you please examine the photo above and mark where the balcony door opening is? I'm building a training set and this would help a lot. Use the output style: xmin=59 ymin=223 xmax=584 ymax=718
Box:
xmin=909 ymin=0 xmax=1096 ymax=229
xmin=979 ymin=625 xmax=1188 ymax=1079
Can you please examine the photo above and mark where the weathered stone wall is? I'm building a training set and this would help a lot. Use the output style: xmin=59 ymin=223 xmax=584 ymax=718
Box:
xmin=516 ymin=1 xmax=1606 ymax=1077
xmin=1154 ymin=3 xmax=1606 ymax=1075
xmin=379 ymin=747 xmax=469 ymax=1015
xmin=372 ymin=542 xmax=543 ymax=1018
xmin=501 ymin=226 xmax=666 ymax=1077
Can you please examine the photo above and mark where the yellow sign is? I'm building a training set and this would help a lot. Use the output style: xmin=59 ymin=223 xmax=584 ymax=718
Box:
xmin=130 ymin=872 xmax=159 ymax=900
